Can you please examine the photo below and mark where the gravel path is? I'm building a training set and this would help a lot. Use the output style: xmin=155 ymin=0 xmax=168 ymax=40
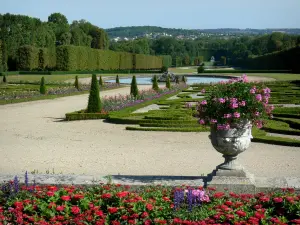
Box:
xmin=1 ymin=83 xmax=300 ymax=178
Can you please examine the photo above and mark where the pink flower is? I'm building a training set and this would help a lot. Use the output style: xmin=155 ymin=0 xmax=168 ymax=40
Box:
xmin=229 ymin=98 xmax=237 ymax=103
xmin=230 ymin=103 xmax=239 ymax=109
xmin=200 ymin=100 xmax=207 ymax=105
xmin=239 ymin=101 xmax=246 ymax=106
xmin=250 ymin=88 xmax=256 ymax=94
xmin=201 ymin=89 xmax=206 ymax=93
xmin=199 ymin=119 xmax=205 ymax=125
xmin=255 ymin=120 xmax=263 ymax=129
xmin=263 ymin=88 xmax=271 ymax=94
xmin=210 ymin=119 xmax=217 ymax=124
xmin=233 ymin=112 xmax=240 ymax=118
xmin=218 ymin=98 xmax=225 ymax=103
xmin=224 ymin=113 xmax=232 ymax=118
xmin=255 ymin=112 xmax=260 ymax=116
xmin=256 ymin=94 xmax=262 ymax=102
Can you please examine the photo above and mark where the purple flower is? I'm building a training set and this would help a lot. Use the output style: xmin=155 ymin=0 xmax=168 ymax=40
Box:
xmin=210 ymin=119 xmax=217 ymax=124
xmin=250 ymin=88 xmax=256 ymax=94
xmin=256 ymin=94 xmax=262 ymax=102
xmin=223 ymin=113 xmax=232 ymax=118
xmin=255 ymin=111 xmax=260 ymax=116
xmin=218 ymin=98 xmax=225 ymax=103
xmin=200 ymin=100 xmax=207 ymax=105
xmin=233 ymin=112 xmax=240 ymax=118
xmin=201 ymin=89 xmax=206 ymax=93
xmin=230 ymin=103 xmax=239 ymax=109
xmin=239 ymin=101 xmax=246 ymax=106
xmin=199 ymin=119 xmax=205 ymax=125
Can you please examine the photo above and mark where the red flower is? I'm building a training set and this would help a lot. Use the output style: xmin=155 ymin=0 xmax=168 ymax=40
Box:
xmin=273 ymin=197 xmax=283 ymax=203
xmin=108 ymin=207 xmax=118 ymax=214
xmin=254 ymin=211 xmax=265 ymax=220
xmin=48 ymin=186 xmax=58 ymax=192
xmin=121 ymin=215 xmax=128 ymax=220
xmin=71 ymin=206 xmax=80 ymax=214
xmin=286 ymin=196 xmax=295 ymax=203
xmin=214 ymin=192 xmax=225 ymax=199
xmin=101 ymin=193 xmax=112 ymax=199
xmin=225 ymin=200 xmax=233 ymax=206
xmin=141 ymin=212 xmax=149 ymax=218
xmin=111 ymin=221 xmax=120 ymax=225
xmin=13 ymin=201 xmax=23 ymax=210
xmin=56 ymin=205 xmax=65 ymax=211
xmin=48 ymin=202 xmax=56 ymax=209
xmin=73 ymin=194 xmax=84 ymax=200
xmin=287 ymin=187 xmax=295 ymax=193
xmin=95 ymin=210 xmax=104 ymax=217
xmin=259 ymin=196 xmax=269 ymax=202
xmin=291 ymin=219 xmax=300 ymax=224
xmin=208 ymin=187 xmax=216 ymax=191
xmin=56 ymin=215 xmax=64 ymax=221
xmin=116 ymin=191 xmax=129 ymax=198
xmin=226 ymin=214 xmax=235 ymax=220
xmin=61 ymin=195 xmax=71 ymax=201
xmin=46 ymin=191 xmax=54 ymax=197
xmin=144 ymin=220 xmax=152 ymax=225
xmin=236 ymin=210 xmax=247 ymax=217
xmin=146 ymin=204 xmax=153 ymax=211
xmin=128 ymin=220 xmax=136 ymax=224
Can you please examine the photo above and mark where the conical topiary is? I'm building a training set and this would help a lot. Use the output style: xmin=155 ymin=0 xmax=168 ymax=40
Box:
xmin=116 ymin=75 xmax=120 ymax=85
xmin=40 ymin=77 xmax=46 ymax=94
xmin=152 ymin=75 xmax=159 ymax=91
xmin=130 ymin=75 xmax=138 ymax=97
xmin=74 ymin=75 xmax=79 ymax=90
xmin=87 ymin=74 xmax=101 ymax=113
xmin=99 ymin=75 xmax=103 ymax=86
xmin=182 ymin=75 xmax=186 ymax=83
xmin=166 ymin=75 xmax=171 ymax=89
xmin=3 ymin=75 xmax=6 ymax=83
xmin=175 ymin=76 xmax=179 ymax=84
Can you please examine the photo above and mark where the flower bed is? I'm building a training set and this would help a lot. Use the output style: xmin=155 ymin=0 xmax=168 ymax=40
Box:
xmin=0 ymin=177 xmax=299 ymax=224
xmin=66 ymin=85 xmax=187 ymax=121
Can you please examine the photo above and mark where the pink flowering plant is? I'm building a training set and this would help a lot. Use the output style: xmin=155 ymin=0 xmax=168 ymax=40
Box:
xmin=197 ymin=75 xmax=274 ymax=130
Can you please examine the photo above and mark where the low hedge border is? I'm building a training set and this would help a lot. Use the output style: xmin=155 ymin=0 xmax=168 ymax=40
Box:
xmin=273 ymin=113 xmax=300 ymax=119
xmin=252 ymin=137 xmax=300 ymax=147
xmin=273 ymin=117 xmax=300 ymax=129
xmin=201 ymin=70 xmax=292 ymax=73
xmin=66 ymin=112 xmax=109 ymax=121
xmin=126 ymin=126 xmax=209 ymax=132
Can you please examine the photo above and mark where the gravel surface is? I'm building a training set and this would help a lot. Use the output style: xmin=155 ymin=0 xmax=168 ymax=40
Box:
xmin=1 ymin=82 xmax=299 ymax=178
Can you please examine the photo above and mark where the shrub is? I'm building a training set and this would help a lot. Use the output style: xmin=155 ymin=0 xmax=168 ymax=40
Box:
xmin=161 ymin=66 xmax=168 ymax=73
xmin=152 ymin=75 xmax=159 ymax=91
xmin=197 ymin=66 xmax=205 ymax=73
xmin=130 ymin=75 xmax=138 ymax=97
xmin=87 ymin=74 xmax=101 ymax=113
xmin=39 ymin=77 xmax=46 ymax=94
xmin=74 ymin=75 xmax=79 ymax=90
xmin=116 ymin=75 xmax=120 ymax=85
xmin=175 ymin=75 xmax=180 ymax=84
xmin=2 ymin=75 xmax=6 ymax=83
xmin=182 ymin=75 xmax=186 ymax=83
xmin=99 ymin=75 xmax=103 ymax=86
xmin=166 ymin=75 xmax=171 ymax=89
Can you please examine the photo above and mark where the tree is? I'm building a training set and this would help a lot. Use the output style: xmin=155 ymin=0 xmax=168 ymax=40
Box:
xmin=90 ymin=27 xmax=109 ymax=49
xmin=130 ymin=75 xmax=138 ymax=97
xmin=40 ymin=77 xmax=46 ymax=94
xmin=47 ymin=13 xmax=69 ymax=42
xmin=74 ymin=75 xmax=79 ymax=90
xmin=87 ymin=74 xmax=101 ymax=113
xmin=116 ymin=75 xmax=120 ymax=85
xmin=3 ymin=75 xmax=7 ymax=83
xmin=48 ymin=13 xmax=68 ymax=24
xmin=166 ymin=75 xmax=171 ymax=89
xmin=152 ymin=75 xmax=159 ymax=91
xmin=220 ymin=56 xmax=226 ymax=66
xmin=198 ymin=66 xmax=205 ymax=73
xmin=99 ymin=75 xmax=103 ymax=86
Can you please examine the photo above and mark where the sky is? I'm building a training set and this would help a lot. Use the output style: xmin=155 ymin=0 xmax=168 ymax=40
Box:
xmin=1 ymin=0 xmax=300 ymax=29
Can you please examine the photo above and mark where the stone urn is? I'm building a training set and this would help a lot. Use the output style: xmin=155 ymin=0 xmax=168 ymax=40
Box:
xmin=209 ymin=120 xmax=253 ymax=171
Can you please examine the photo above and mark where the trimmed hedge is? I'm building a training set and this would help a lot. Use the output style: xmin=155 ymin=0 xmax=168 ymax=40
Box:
xmin=160 ymin=55 xmax=172 ymax=68
xmin=202 ymin=70 xmax=292 ymax=73
xmin=56 ymin=46 xmax=162 ymax=71
xmin=66 ymin=112 xmax=108 ymax=121
xmin=235 ymin=47 xmax=300 ymax=73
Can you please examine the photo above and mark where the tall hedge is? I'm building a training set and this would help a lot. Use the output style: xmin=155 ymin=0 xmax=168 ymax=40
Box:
xmin=160 ymin=55 xmax=172 ymax=68
xmin=235 ymin=47 xmax=300 ymax=73
xmin=17 ymin=45 xmax=39 ymax=70
xmin=134 ymin=54 xmax=162 ymax=70
xmin=0 ymin=40 xmax=2 ymax=72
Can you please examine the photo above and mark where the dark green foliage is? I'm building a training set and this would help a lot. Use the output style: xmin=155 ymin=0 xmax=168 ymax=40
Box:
xmin=175 ymin=76 xmax=179 ymax=84
xmin=3 ymin=75 xmax=7 ymax=82
xmin=160 ymin=55 xmax=172 ymax=67
xmin=130 ymin=75 xmax=138 ymax=97
xmin=161 ymin=66 xmax=168 ymax=73
xmin=87 ymin=74 xmax=101 ymax=113
xmin=116 ymin=75 xmax=120 ymax=85
xmin=39 ymin=77 xmax=46 ymax=94
xmin=66 ymin=111 xmax=108 ymax=121
xmin=197 ymin=66 xmax=205 ymax=73
xmin=181 ymin=75 xmax=186 ymax=83
xmin=74 ymin=75 xmax=79 ymax=90
xmin=17 ymin=45 xmax=39 ymax=70
xmin=99 ymin=76 xmax=103 ymax=86
xmin=166 ymin=75 xmax=171 ymax=89
xmin=220 ymin=56 xmax=226 ymax=65
xmin=152 ymin=75 xmax=159 ymax=91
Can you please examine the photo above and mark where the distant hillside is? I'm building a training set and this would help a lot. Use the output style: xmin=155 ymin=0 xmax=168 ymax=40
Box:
xmin=106 ymin=26 xmax=300 ymax=40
